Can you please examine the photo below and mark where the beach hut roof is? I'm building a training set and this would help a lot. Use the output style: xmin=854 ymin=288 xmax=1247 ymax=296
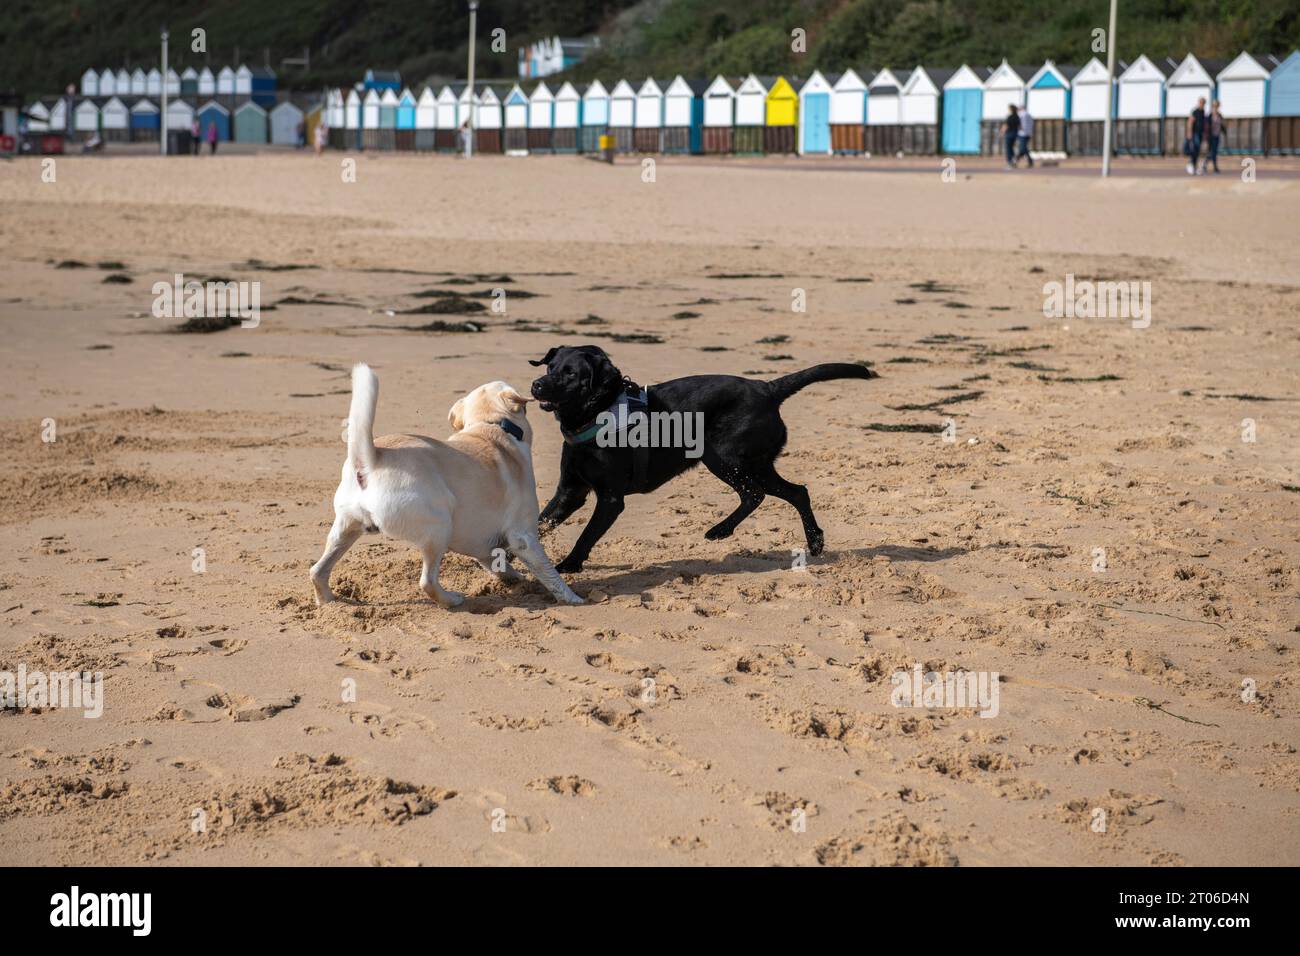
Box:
xmin=1216 ymin=51 xmax=1272 ymax=81
xmin=235 ymin=64 xmax=253 ymax=78
xmin=1119 ymin=54 xmax=1171 ymax=81
xmin=737 ymin=74 xmax=769 ymax=95
xmin=217 ymin=66 xmax=235 ymax=79
xmin=130 ymin=98 xmax=159 ymax=114
xmin=943 ymin=64 xmax=992 ymax=89
xmin=637 ymin=77 xmax=664 ymax=96
xmin=905 ymin=66 xmax=954 ymax=93
xmin=869 ymin=68 xmax=903 ymax=93
xmin=271 ymin=100 xmax=303 ymax=116
xmin=181 ymin=67 xmax=197 ymax=80
xmin=345 ymin=88 xmax=361 ymax=105
xmin=800 ymin=70 xmax=833 ymax=95
xmin=583 ymin=79 xmax=609 ymax=99
xmin=610 ymin=79 xmax=636 ymax=97
xmin=198 ymin=66 xmax=214 ymax=79
xmin=479 ymin=86 xmax=501 ymax=105
xmin=530 ymin=81 xmax=554 ymax=101
xmin=365 ymin=69 xmax=402 ymax=84
xmin=555 ymin=81 xmax=581 ymax=100
xmin=102 ymin=95 xmax=127 ymax=112
xmin=985 ymin=60 xmax=1034 ymax=88
xmin=198 ymin=100 xmax=230 ymax=115
xmin=131 ymin=67 xmax=146 ymax=82
xmin=832 ymin=68 xmax=869 ymax=92
xmin=398 ymin=87 xmax=417 ymax=105
xmin=705 ymin=75 xmax=735 ymax=96
xmin=380 ymin=88 xmax=399 ymax=105
xmin=236 ymin=100 xmax=266 ymax=115
xmin=417 ymin=86 xmax=437 ymax=105
xmin=1027 ymin=60 xmax=1076 ymax=89
xmin=1167 ymin=53 xmax=1228 ymax=86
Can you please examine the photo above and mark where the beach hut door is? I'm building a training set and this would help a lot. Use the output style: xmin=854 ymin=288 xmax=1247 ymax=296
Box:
xmin=803 ymin=94 xmax=830 ymax=152
xmin=943 ymin=89 xmax=980 ymax=153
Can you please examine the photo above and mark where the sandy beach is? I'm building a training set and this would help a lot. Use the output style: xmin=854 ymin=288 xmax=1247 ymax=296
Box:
xmin=0 ymin=150 xmax=1297 ymax=866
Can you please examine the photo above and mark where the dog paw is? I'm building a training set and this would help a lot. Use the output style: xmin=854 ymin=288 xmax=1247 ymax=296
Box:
xmin=555 ymin=557 xmax=584 ymax=575
xmin=704 ymin=524 xmax=734 ymax=541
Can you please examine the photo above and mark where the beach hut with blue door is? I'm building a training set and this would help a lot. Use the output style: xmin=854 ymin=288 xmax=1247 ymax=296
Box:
xmin=866 ymin=68 xmax=903 ymax=155
xmin=503 ymin=83 xmax=530 ymax=153
xmin=798 ymin=70 xmax=832 ymax=155
xmin=378 ymin=88 xmax=399 ymax=149
xmin=100 ymin=96 xmax=129 ymax=141
xmin=942 ymin=65 xmax=990 ymax=154
xmin=635 ymin=78 xmax=665 ymax=152
xmin=1266 ymin=51 xmax=1300 ymax=153
xmin=702 ymin=76 xmax=735 ymax=153
xmin=81 ymin=68 xmax=99 ymax=96
xmin=1164 ymin=54 xmax=1226 ymax=154
xmin=1025 ymin=61 xmax=1077 ymax=152
xmin=553 ymin=81 xmax=581 ymax=152
xmin=1215 ymin=53 xmax=1272 ymax=154
xmin=1068 ymin=57 xmax=1117 ymax=155
xmin=830 ymin=69 xmax=869 ymax=153
xmin=608 ymin=80 xmax=636 ymax=152
xmin=900 ymin=66 xmax=950 ymax=154
xmin=364 ymin=70 xmax=401 ymax=92
xmin=733 ymin=75 xmax=767 ymax=154
xmin=475 ymin=85 xmax=502 ymax=153
xmin=415 ymin=87 xmax=436 ymax=150
xmin=581 ymin=79 xmax=609 ymax=152
xmin=250 ymin=68 xmax=277 ymax=108
xmin=663 ymin=76 xmax=704 ymax=153
xmin=270 ymin=100 xmax=303 ymax=145
xmin=980 ymin=61 xmax=1030 ymax=154
xmin=234 ymin=100 xmax=268 ymax=143
xmin=1115 ymin=55 xmax=1169 ymax=154
xmin=129 ymin=99 xmax=159 ymax=141
xmin=396 ymin=87 xmax=417 ymax=150
xmin=528 ymin=82 xmax=554 ymax=152
xmin=198 ymin=101 xmax=229 ymax=141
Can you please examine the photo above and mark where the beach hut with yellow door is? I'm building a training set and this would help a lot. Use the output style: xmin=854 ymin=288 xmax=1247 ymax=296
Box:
xmin=764 ymin=76 xmax=798 ymax=153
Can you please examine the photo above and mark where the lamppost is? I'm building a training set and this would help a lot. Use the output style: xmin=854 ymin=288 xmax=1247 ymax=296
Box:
xmin=160 ymin=28 xmax=169 ymax=155
xmin=465 ymin=1 xmax=478 ymax=158
xmin=1101 ymin=0 xmax=1117 ymax=177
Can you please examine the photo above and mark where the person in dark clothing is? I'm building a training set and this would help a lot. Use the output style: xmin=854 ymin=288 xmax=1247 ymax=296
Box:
xmin=1186 ymin=97 xmax=1206 ymax=175
xmin=1202 ymin=99 xmax=1225 ymax=174
xmin=1000 ymin=104 xmax=1020 ymax=168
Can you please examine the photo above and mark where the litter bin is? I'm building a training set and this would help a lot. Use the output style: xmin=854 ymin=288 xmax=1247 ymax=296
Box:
xmin=166 ymin=128 xmax=193 ymax=155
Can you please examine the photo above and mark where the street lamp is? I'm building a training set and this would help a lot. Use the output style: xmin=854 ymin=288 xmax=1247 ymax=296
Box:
xmin=1101 ymin=0 xmax=1117 ymax=177
xmin=465 ymin=1 xmax=478 ymax=158
xmin=160 ymin=28 xmax=169 ymax=155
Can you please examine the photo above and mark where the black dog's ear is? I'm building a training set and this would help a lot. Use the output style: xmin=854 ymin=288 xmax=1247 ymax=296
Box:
xmin=586 ymin=351 xmax=623 ymax=393
xmin=528 ymin=347 xmax=560 ymax=368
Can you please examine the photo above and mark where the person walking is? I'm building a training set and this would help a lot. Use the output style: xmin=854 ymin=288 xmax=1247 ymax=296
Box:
xmin=314 ymin=121 xmax=328 ymax=156
xmin=1185 ymin=97 xmax=1206 ymax=175
xmin=190 ymin=117 xmax=201 ymax=156
xmin=1202 ymin=99 xmax=1224 ymax=174
xmin=1000 ymin=104 xmax=1020 ymax=169
xmin=206 ymin=121 xmax=219 ymax=155
xmin=1016 ymin=106 xmax=1035 ymax=168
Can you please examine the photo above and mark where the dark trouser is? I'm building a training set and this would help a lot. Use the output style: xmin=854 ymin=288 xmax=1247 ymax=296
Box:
xmin=209 ymin=140 xmax=218 ymax=154
xmin=1204 ymin=134 xmax=1220 ymax=171
xmin=1005 ymin=132 xmax=1017 ymax=165
xmin=1187 ymin=133 xmax=1202 ymax=164
xmin=1016 ymin=134 xmax=1033 ymax=166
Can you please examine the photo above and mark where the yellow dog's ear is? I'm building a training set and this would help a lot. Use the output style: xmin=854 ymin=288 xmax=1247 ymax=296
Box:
xmin=447 ymin=397 xmax=466 ymax=432
xmin=499 ymin=387 xmax=530 ymax=413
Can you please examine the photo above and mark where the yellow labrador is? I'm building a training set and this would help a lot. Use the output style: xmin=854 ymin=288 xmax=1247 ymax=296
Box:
xmin=311 ymin=364 xmax=582 ymax=608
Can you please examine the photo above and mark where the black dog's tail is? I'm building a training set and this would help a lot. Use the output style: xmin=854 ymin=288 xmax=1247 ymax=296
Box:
xmin=767 ymin=363 xmax=877 ymax=404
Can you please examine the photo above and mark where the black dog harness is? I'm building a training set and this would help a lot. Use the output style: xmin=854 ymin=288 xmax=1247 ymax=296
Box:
xmin=561 ymin=384 xmax=650 ymax=446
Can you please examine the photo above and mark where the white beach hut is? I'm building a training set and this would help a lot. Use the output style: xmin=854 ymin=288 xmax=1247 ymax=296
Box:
xmin=130 ymin=68 xmax=148 ymax=96
xmin=166 ymin=97 xmax=193 ymax=135
xmin=1024 ymin=60 xmax=1077 ymax=151
xmin=1216 ymin=51 xmax=1271 ymax=153
xmin=474 ymin=85 xmax=501 ymax=153
xmin=830 ymin=68 xmax=869 ymax=153
xmin=608 ymin=79 xmax=636 ymax=152
xmin=435 ymin=85 xmax=460 ymax=150
xmin=980 ymin=60 xmax=1030 ymax=154
xmin=74 ymin=99 xmax=100 ymax=133
xmin=702 ymin=75 xmax=735 ymax=153
xmin=581 ymin=78 xmax=609 ymax=152
xmin=634 ymin=76 xmax=664 ymax=152
xmin=235 ymin=65 xmax=253 ymax=97
xmin=1164 ymin=53 xmax=1226 ymax=153
xmin=115 ymin=69 xmax=131 ymax=95
xmin=733 ymin=74 xmax=768 ymax=154
xmin=503 ymin=82 xmax=530 ymax=154
xmin=100 ymin=96 xmax=129 ymax=141
xmin=899 ymin=66 xmax=949 ymax=154
xmin=98 ymin=69 xmax=117 ymax=97
xmin=528 ymin=80 xmax=555 ymax=152
xmin=146 ymin=67 xmax=162 ymax=97
xmin=1116 ymin=54 xmax=1170 ymax=154
xmin=26 ymin=101 xmax=50 ymax=132
xmin=270 ymin=100 xmax=304 ymax=146
xmin=361 ymin=88 xmax=381 ymax=148
xmin=81 ymin=68 xmax=100 ymax=97
xmin=553 ymin=81 xmax=581 ymax=152
xmin=198 ymin=67 xmax=216 ymax=97
xmin=866 ymin=68 xmax=903 ymax=155
xmin=216 ymin=66 xmax=236 ymax=97
xmin=1068 ymin=57 xmax=1116 ymax=154
xmin=50 ymin=99 xmax=68 ymax=132
xmin=415 ymin=86 xmax=437 ymax=150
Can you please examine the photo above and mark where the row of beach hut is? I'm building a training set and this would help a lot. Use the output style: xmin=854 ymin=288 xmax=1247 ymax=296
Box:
xmin=26 ymin=95 xmax=314 ymax=145
xmin=318 ymin=50 xmax=1299 ymax=157
xmin=78 ymin=65 xmax=277 ymax=107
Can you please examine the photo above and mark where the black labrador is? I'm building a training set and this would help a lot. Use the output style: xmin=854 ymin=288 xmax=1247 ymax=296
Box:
xmin=528 ymin=345 xmax=877 ymax=573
